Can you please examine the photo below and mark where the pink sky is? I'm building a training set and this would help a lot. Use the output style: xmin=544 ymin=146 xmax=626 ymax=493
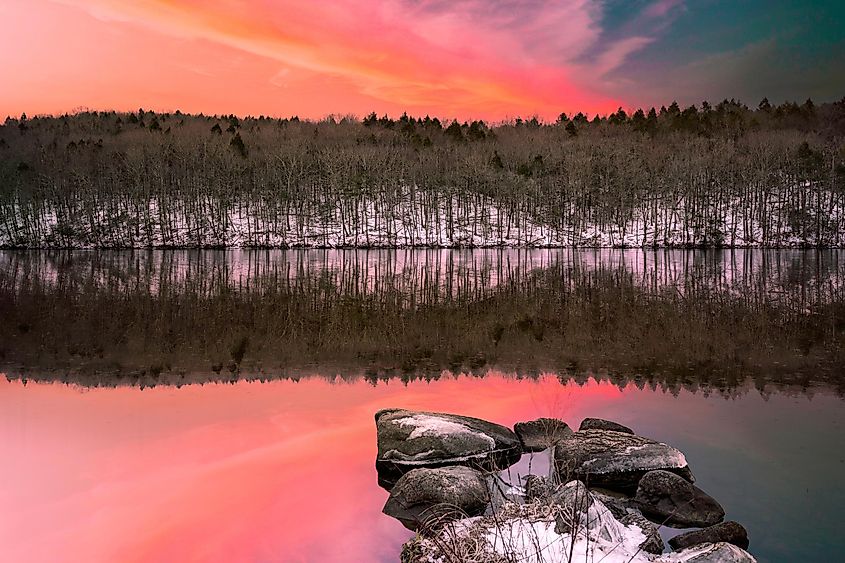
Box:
xmin=0 ymin=0 xmax=684 ymax=120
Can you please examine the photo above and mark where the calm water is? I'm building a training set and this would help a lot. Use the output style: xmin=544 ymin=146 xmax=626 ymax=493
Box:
xmin=1 ymin=249 xmax=844 ymax=562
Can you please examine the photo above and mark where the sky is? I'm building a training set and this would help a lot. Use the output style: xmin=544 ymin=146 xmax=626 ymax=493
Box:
xmin=1 ymin=0 xmax=844 ymax=120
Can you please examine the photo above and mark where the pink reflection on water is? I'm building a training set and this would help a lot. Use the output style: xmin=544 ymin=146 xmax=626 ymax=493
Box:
xmin=0 ymin=374 xmax=722 ymax=562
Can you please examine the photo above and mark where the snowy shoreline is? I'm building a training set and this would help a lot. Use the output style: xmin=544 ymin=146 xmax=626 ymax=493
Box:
xmin=3 ymin=185 xmax=844 ymax=248
xmin=378 ymin=410 xmax=757 ymax=562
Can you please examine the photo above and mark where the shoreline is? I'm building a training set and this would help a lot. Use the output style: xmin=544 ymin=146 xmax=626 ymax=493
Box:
xmin=3 ymin=244 xmax=844 ymax=250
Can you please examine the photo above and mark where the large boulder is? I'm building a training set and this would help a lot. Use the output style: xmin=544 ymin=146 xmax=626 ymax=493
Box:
xmin=635 ymin=470 xmax=725 ymax=528
xmin=579 ymin=417 xmax=634 ymax=434
xmin=375 ymin=409 xmax=522 ymax=488
xmin=554 ymin=430 xmax=693 ymax=493
xmin=657 ymin=542 xmax=757 ymax=562
xmin=382 ymin=466 xmax=489 ymax=532
xmin=514 ymin=417 xmax=573 ymax=451
xmin=669 ymin=521 xmax=750 ymax=550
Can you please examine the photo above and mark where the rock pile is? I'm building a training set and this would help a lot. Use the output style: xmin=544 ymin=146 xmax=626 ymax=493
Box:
xmin=376 ymin=409 xmax=755 ymax=562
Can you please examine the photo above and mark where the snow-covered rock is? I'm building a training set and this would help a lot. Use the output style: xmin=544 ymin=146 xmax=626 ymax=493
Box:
xmin=375 ymin=409 xmax=522 ymax=488
xmin=382 ymin=466 xmax=489 ymax=532
xmin=657 ymin=542 xmax=757 ymax=562
xmin=554 ymin=430 xmax=693 ymax=493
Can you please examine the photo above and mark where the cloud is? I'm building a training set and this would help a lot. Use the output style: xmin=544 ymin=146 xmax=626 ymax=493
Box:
xmin=269 ymin=68 xmax=291 ymax=88
xmin=593 ymin=35 xmax=656 ymax=76
xmin=45 ymin=0 xmax=680 ymax=117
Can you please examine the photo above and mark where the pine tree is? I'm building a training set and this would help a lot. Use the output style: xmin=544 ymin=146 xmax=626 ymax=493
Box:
xmin=230 ymin=132 xmax=248 ymax=157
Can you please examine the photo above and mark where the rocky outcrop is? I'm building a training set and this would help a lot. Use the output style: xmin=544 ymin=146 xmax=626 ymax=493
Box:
xmin=668 ymin=521 xmax=750 ymax=550
xmin=375 ymin=408 xmax=522 ymax=488
xmin=579 ymin=417 xmax=634 ymax=434
xmin=380 ymin=410 xmax=756 ymax=563
xmin=657 ymin=542 xmax=758 ymax=562
xmin=554 ymin=430 xmax=693 ymax=493
xmin=514 ymin=417 xmax=573 ymax=451
xmin=382 ymin=466 xmax=489 ymax=532
xmin=635 ymin=470 xmax=725 ymax=528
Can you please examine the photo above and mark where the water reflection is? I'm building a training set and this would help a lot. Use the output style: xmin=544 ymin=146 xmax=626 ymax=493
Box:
xmin=1 ymin=249 xmax=843 ymax=393
xmin=1 ymin=374 xmax=842 ymax=563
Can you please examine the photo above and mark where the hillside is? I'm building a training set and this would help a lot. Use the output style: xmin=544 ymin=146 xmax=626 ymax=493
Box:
xmin=2 ymin=99 xmax=845 ymax=248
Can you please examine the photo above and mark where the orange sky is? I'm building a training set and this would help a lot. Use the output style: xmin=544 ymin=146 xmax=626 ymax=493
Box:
xmin=0 ymin=0 xmax=688 ymax=120
xmin=5 ymin=1 xmax=844 ymax=120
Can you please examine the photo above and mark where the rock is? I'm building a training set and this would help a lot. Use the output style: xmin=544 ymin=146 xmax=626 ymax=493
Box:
xmin=579 ymin=417 xmax=634 ymax=434
xmin=669 ymin=521 xmax=750 ymax=550
xmin=620 ymin=509 xmax=665 ymax=554
xmin=550 ymin=480 xmax=592 ymax=522
xmin=382 ymin=466 xmax=489 ymax=532
xmin=589 ymin=488 xmax=664 ymax=554
xmin=656 ymin=542 xmax=758 ymax=562
xmin=552 ymin=481 xmax=627 ymax=544
xmin=523 ymin=474 xmax=552 ymax=501
xmin=635 ymin=470 xmax=725 ymax=528
xmin=589 ymin=487 xmax=639 ymax=519
xmin=554 ymin=430 xmax=694 ymax=493
xmin=514 ymin=417 xmax=573 ymax=451
xmin=375 ymin=409 xmax=522 ymax=488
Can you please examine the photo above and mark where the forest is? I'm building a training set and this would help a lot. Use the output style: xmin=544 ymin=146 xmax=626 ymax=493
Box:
xmin=2 ymin=98 xmax=845 ymax=248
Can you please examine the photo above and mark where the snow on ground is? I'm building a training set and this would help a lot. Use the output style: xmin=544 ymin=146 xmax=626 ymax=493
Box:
xmin=2 ymin=183 xmax=843 ymax=249
xmin=410 ymin=493 xmax=654 ymax=563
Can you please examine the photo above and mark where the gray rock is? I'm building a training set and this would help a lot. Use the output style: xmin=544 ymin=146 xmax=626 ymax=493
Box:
xmin=523 ymin=474 xmax=552 ymax=501
xmin=635 ymin=470 xmax=725 ymax=528
xmin=589 ymin=487 xmax=639 ymax=519
xmin=382 ymin=466 xmax=489 ymax=532
xmin=376 ymin=409 xmax=522 ymax=488
xmin=579 ymin=417 xmax=634 ymax=434
xmin=514 ymin=418 xmax=573 ymax=451
xmin=550 ymin=480 xmax=592 ymax=518
xmin=656 ymin=542 xmax=757 ymax=562
xmin=669 ymin=521 xmax=750 ymax=550
xmin=620 ymin=509 xmax=665 ymax=554
xmin=554 ymin=430 xmax=694 ymax=493
xmin=552 ymin=481 xmax=602 ymax=537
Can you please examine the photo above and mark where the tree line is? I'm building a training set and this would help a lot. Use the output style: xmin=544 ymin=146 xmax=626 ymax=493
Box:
xmin=1 ymin=97 xmax=845 ymax=248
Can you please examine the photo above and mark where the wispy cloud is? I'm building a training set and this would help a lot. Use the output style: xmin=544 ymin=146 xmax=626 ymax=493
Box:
xmin=45 ymin=0 xmax=680 ymax=117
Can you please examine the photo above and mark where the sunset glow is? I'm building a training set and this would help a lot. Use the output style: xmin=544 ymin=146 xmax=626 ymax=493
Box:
xmin=4 ymin=0 xmax=843 ymax=120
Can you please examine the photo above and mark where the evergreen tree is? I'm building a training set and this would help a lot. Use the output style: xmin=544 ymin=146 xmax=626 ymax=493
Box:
xmin=230 ymin=132 xmax=248 ymax=157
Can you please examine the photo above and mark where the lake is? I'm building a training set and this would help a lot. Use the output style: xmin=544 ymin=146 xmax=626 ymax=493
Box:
xmin=1 ymin=249 xmax=844 ymax=562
